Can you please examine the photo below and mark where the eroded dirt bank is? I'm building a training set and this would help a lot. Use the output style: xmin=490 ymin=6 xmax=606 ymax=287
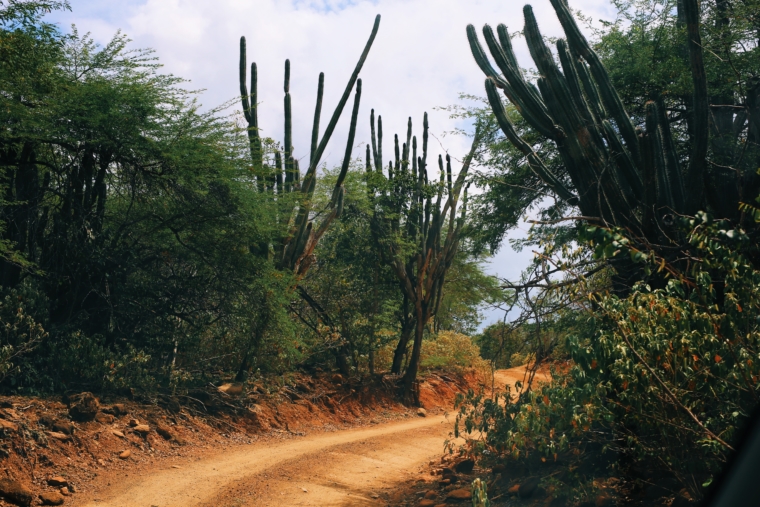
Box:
xmin=0 ymin=371 xmax=477 ymax=507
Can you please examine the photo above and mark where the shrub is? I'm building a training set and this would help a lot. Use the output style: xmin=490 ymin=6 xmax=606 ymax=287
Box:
xmin=0 ymin=280 xmax=47 ymax=386
xmin=454 ymin=215 xmax=760 ymax=502
xmin=421 ymin=331 xmax=490 ymax=378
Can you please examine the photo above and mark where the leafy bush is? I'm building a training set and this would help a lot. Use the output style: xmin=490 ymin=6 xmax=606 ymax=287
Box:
xmin=454 ymin=215 xmax=760 ymax=501
xmin=0 ymin=280 xmax=47 ymax=386
xmin=421 ymin=331 xmax=490 ymax=377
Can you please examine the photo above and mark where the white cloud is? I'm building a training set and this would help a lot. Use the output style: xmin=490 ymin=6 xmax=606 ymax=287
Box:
xmin=50 ymin=0 xmax=617 ymax=328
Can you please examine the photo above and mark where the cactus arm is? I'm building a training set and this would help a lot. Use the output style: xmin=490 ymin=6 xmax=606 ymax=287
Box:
xmin=333 ymin=78 xmax=362 ymax=198
xmin=485 ymin=79 xmax=578 ymax=203
xmin=377 ymin=115 xmax=384 ymax=173
xmin=479 ymin=25 xmax=557 ymax=139
xmin=548 ymin=0 xmax=640 ymax=165
xmin=533 ymin=54 xmax=611 ymax=210
xmin=421 ymin=114 xmax=430 ymax=246
xmin=370 ymin=109 xmax=380 ymax=171
xmin=239 ymin=37 xmax=251 ymax=124
xmin=557 ymin=39 xmax=594 ymax=126
xmin=309 ymin=73 xmax=325 ymax=168
xmin=574 ymin=56 xmax=607 ymax=125
xmin=602 ymin=120 xmax=644 ymax=199
xmin=394 ymin=134 xmax=400 ymax=171
xmin=274 ymin=150 xmax=283 ymax=194
xmin=412 ymin=136 xmax=418 ymax=180
xmin=336 ymin=186 xmax=345 ymax=218
xmin=681 ymin=0 xmax=708 ymax=213
xmin=446 ymin=154 xmax=453 ymax=194
xmin=656 ymin=96 xmax=684 ymax=203
xmin=250 ymin=62 xmax=261 ymax=166
xmin=405 ymin=117 xmax=412 ymax=167
xmin=496 ymin=24 xmax=521 ymax=76
xmin=284 ymin=60 xmax=293 ymax=185
xmin=524 ymin=6 xmax=587 ymax=135
xmin=366 ymin=144 xmax=372 ymax=173
xmin=252 ymin=64 xmax=264 ymax=188
xmin=308 ymin=14 xmax=381 ymax=176
xmin=558 ymin=38 xmax=644 ymax=206
xmin=523 ymin=8 xmax=612 ymax=196
xmin=239 ymin=38 xmax=263 ymax=177
xmin=646 ymin=101 xmax=679 ymax=211
xmin=421 ymin=112 xmax=429 ymax=171
xmin=284 ymin=156 xmax=292 ymax=193
xmin=580 ymin=59 xmax=644 ymax=206
xmin=466 ymin=24 xmax=508 ymax=86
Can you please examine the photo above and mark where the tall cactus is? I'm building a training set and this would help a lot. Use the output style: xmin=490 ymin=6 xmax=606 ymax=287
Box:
xmin=467 ymin=0 xmax=715 ymax=260
xmin=366 ymin=110 xmax=481 ymax=398
xmin=239 ymin=14 xmax=380 ymax=276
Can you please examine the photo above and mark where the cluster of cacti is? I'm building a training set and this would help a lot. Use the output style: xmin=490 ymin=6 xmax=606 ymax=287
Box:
xmin=239 ymin=15 xmax=380 ymax=276
xmin=467 ymin=0 xmax=714 ymax=243
xmin=365 ymin=109 xmax=480 ymax=395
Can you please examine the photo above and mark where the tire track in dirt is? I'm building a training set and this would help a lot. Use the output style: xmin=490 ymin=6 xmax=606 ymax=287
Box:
xmin=75 ymin=414 xmax=453 ymax=507
xmin=74 ymin=366 xmax=541 ymax=507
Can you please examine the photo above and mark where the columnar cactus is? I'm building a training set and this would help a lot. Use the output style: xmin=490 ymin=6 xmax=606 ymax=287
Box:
xmin=366 ymin=110 xmax=481 ymax=395
xmin=467 ymin=0 xmax=712 ymax=246
xmin=239 ymin=14 xmax=380 ymax=276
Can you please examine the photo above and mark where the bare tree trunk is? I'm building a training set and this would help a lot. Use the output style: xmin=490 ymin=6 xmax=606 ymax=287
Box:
xmin=401 ymin=307 xmax=426 ymax=404
xmin=391 ymin=319 xmax=415 ymax=374
xmin=369 ymin=267 xmax=378 ymax=375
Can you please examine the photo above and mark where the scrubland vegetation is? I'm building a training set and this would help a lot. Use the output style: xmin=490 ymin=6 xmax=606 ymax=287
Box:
xmin=2 ymin=0 xmax=760 ymax=504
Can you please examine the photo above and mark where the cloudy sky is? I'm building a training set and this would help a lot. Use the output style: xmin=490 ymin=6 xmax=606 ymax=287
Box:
xmin=47 ymin=0 xmax=617 ymax=328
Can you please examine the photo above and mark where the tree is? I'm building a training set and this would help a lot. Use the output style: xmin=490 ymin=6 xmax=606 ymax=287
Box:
xmin=292 ymin=166 xmax=400 ymax=376
xmin=466 ymin=0 xmax=760 ymax=292
xmin=365 ymin=110 xmax=481 ymax=399
xmin=0 ymin=2 xmax=291 ymax=390
xmin=237 ymin=15 xmax=380 ymax=276
xmin=233 ymin=15 xmax=381 ymax=380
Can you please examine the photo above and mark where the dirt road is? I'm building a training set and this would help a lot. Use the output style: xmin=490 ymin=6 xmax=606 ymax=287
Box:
xmin=74 ymin=366 xmax=544 ymax=507
xmin=76 ymin=414 xmax=454 ymax=507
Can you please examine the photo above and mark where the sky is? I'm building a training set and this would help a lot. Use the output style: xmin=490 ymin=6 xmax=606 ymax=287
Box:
xmin=47 ymin=0 xmax=617 ymax=329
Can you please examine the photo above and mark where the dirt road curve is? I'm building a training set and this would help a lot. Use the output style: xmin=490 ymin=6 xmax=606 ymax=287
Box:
xmin=74 ymin=366 xmax=544 ymax=507
xmin=76 ymin=414 xmax=453 ymax=507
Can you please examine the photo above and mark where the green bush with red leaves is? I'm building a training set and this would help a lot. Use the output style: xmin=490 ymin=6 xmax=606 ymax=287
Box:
xmin=454 ymin=213 xmax=760 ymax=502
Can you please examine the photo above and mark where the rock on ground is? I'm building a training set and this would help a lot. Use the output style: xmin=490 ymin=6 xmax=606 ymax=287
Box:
xmin=446 ymin=488 xmax=471 ymax=502
xmin=39 ymin=491 xmax=65 ymax=505
xmin=133 ymin=424 xmax=150 ymax=435
xmin=47 ymin=477 xmax=67 ymax=488
xmin=0 ymin=478 xmax=33 ymax=506
xmin=52 ymin=420 xmax=74 ymax=435
xmin=218 ymin=383 xmax=243 ymax=396
xmin=95 ymin=412 xmax=114 ymax=424
xmin=519 ymin=477 xmax=540 ymax=499
xmin=68 ymin=392 xmax=99 ymax=422
xmin=156 ymin=424 xmax=175 ymax=441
